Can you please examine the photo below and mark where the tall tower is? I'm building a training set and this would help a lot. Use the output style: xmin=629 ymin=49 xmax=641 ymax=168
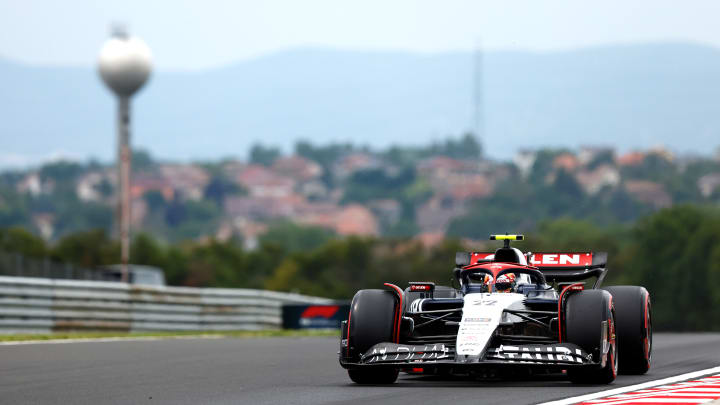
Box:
xmin=473 ymin=40 xmax=484 ymax=158
xmin=98 ymin=26 xmax=152 ymax=282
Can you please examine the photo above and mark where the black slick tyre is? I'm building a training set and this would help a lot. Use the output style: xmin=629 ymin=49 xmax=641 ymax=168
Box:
xmin=603 ymin=286 xmax=652 ymax=374
xmin=346 ymin=289 xmax=399 ymax=384
xmin=565 ymin=290 xmax=618 ymax=384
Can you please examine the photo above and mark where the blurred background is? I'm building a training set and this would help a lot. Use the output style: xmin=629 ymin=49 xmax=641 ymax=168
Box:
xmin=1 ymin=0 xmax=720 ymax=331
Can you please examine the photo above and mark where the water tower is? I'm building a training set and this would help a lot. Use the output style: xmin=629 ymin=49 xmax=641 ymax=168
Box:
xmin=98 ymin=26 xmax=152 ymax=282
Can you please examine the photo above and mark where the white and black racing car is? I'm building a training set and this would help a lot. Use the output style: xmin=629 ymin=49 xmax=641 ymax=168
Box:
xmin=339 ymin=234 xmax=652 ymax=384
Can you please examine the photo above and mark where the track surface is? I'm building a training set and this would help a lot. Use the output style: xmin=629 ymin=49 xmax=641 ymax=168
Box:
xmin=1 ymin=333 xmax=719 ymax=405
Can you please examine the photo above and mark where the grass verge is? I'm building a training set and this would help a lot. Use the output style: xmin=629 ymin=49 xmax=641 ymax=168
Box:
xmin=0 ymin=329 xmax=339 ymax=342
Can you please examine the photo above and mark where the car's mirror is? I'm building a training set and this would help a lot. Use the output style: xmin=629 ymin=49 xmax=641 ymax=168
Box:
xmin=455 ymin=251 xmax=470 ymax=267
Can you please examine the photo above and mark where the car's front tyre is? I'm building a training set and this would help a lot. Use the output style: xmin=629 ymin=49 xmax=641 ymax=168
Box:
xmin=346 ymin=289 xmax=399 ymax=384
xmin=565 ymin=290 xmax=618 ymax=384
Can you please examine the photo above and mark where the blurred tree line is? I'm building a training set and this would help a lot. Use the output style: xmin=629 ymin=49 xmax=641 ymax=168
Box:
xmin=1 ymin=204 xmax=719 ymax=331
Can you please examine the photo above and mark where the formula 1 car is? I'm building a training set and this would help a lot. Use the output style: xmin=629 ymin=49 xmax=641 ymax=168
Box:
xmin=339 ymin=235 xmax=652 ymax=384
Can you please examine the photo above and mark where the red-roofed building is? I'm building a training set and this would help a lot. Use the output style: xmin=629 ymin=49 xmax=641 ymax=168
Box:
xmin=272 ymin=156 xmax=322 ymax=183
xmin=618 ymin=151 xmax=646 ymax=166
xmin=297 ymin=203 xmax=379 ymax=236
xmin=131 ymin=173 xmax=173 ymax=200
xmin=552 ymin=153 xmax=580 ymax=172
xmin=235 ymin=165 xmax=295 ymax=198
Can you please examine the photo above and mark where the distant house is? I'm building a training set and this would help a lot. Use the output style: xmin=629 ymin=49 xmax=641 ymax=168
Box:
xmin=333 ymin=205 xmax=379 ymax=236
xmin=416 ymin=195 xmax=467 ymax=234
xmin=32 ymin=213 xmax=55 ymax=240
xmin=698 ymin=173 xmax=720 ymax=198
xmin=224 ymin=194 xmax=305 ymax=221
xmin=416 ymin=231 xmax=445 ymax=248
xmin=648 ymin=146 xmax=675 ymax=162
xmin=234 ymin=165 xmax=295 ymax=198
xmin=16 ymin=172 xmax=43 ymax=196
xmin=417 ymin=156 xmax=491 ymax=202
xmin=333 ymin=153 xmax=382 ymax=181
xmin=76 ymin=170 xmax=114 ymax=202
xmin=575 ymin=165 xmax=620 ymax=195
xmin=272 ymin=156 xmax=323 ymax=183
xmin=624 ymin=180 xmax=672 ymax=208
xmin=417 ymin=156 xmax=474 ymax=177
xmin=513 ymin=150 xmax=537 ymax=178
xmin=578 ymin=146 xmax=615 ymax=167
xmin=230 ymin=218 xmax=268 ymax=250
xmin=367 ymin=199 xmax=402 ymax=226
xmin=617 ymin=151 xmax=646 ymax=167
xmin=131 ymin=173 xmax=174 ymax=200
xmin=159 ymin=164 xmax=210 ymax=201
xmin=552 ymin=153 xmax=580 ymax=172
xmin=445 ymin=174 xmax=493 ymax=201
xmin=297 ymin=203 xmax=379 ymax=236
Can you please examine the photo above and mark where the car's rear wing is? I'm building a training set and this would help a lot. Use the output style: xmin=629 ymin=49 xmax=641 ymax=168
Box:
xmin=456 ymin=251 xmax=608 ymax=285
xmin=530 ymin=252 xmax=607 ymax=284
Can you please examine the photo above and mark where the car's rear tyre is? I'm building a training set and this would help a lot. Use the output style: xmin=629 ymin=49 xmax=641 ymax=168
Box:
xmin=346 ymin=289 xmax=399 ymax=384
xmin=565 ymin=290 xmax=618 ymax=384
xmin=603 ymin=286 xmax=652 ymax=374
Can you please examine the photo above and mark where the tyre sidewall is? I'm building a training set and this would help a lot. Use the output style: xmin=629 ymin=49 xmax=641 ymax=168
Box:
xmin=347 ymin=289 xmax=398 ymax=360
xmin=565 ymin=290 xmax=617 ymax=383
xmin=603 ymin=285 xmax=652 ymax=374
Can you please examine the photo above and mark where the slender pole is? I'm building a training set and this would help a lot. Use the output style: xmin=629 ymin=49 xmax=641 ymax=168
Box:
xmin=117 ymin=96 xmax=131 ymax=283
xmin=473 ymin=39 xmax=484 ymax=158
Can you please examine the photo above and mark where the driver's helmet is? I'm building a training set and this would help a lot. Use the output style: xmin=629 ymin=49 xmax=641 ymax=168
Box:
xmin=495 ymin=273 xmax=517 ymax=293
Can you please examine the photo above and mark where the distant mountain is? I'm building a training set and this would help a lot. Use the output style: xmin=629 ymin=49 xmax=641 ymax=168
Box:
xmin=2 ymin=43 xmax=720 ymax=166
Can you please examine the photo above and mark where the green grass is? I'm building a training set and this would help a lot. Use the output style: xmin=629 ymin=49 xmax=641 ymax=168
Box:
xmin=0 ymin=329 xmax=340 ymax=342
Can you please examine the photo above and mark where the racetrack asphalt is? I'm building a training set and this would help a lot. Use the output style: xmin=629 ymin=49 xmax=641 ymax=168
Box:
xmin=0 ymin=333 xmax=719 ymax=405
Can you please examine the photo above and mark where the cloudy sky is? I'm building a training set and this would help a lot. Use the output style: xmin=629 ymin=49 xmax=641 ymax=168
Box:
xmin=1 ymin=0 xmax=720 ymax=70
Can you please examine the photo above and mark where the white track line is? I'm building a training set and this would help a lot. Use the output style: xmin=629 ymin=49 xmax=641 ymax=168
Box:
xmin=0 ymin=335 xmax=225 ymax=346
xmin=537 ymin=366 xmax=720 ymax=405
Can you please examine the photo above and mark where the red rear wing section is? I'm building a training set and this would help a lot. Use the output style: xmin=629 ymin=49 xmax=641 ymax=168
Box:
xmin=531 ymin=252 xmax=594 ymax=267
xmin=462 ymin=251 xmax=608 ymax=283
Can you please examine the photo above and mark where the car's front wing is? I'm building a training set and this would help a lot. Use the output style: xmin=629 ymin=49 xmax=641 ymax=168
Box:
xmin=340 ymin=342 xmax=599 ymax=372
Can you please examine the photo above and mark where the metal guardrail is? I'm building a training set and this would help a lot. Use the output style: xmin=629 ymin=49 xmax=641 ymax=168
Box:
xmin=0 ymin=276 xmax=333 ymax=334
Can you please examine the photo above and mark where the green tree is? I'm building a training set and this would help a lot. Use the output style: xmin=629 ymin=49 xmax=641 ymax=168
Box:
xmin=130 ymin=233 xmax=166 ymax=267
xmin=203 ymin=175 xmax=244 ymax=206
xmin=143 ymin=190 xmax=166 ymax=213
xmin=132 ymin=149 xmax=155 ymax=171
xmin=249 ymin=144 xmax=281 ymax=166
xmin=624 ymin=205 xmax=720 ymax=330
xmin=259 ymin=222 xmax=336 ymax=253
xmin=0 ymin=227 xmax=47 ymax=257
xmin=51 ymin=229 xmax=118 ymax=267
xmin=39 ymin=161 xmax=83 ymax=184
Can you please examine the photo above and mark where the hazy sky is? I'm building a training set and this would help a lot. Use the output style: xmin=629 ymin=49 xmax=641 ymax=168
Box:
xmin=2 ymin=0 xmax=720 ymax=70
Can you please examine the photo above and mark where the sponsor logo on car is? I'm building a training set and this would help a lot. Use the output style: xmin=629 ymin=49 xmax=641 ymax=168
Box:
xmin=487 ymin=345 xmax=592 ymax=363
xmin=362 ymin=344 xmax=451 ymax=363
xmin=463 ymin=317 xmax=492 ymax=323
xmin=529 ymin=253 xmax=593 ymax=266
